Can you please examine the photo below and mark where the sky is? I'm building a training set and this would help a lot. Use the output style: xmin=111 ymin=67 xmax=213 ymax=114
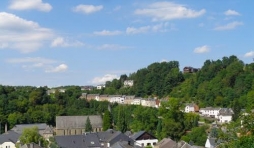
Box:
xmin=0 ymin=0 xmax=254 ymax=87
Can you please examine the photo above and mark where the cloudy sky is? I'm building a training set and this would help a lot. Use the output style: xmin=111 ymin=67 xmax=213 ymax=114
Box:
xmin=0 ymin=0 xmax=253 ymax=87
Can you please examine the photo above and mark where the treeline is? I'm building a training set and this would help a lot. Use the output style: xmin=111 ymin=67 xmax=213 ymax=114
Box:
xmin=100 ymin=55 xmax=254 ymax=119
xmin=0 ymin=85 xmax=199 ymax=142
xmin=0 ymin=85 xmax=110 ymax=132
xmin=92 ymin=61 xmax=184 ymax=98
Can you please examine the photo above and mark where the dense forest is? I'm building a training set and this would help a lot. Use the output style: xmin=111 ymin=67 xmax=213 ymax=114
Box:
xmin=1 ymin=55 xmax=254 ymax=145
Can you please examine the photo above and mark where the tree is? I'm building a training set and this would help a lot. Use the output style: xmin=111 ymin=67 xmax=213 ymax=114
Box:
xmin=85 ymin=116 xmax=93 ymax=132
xmin=116 ymin=106 xmax=127 ymax=132
xmin=103 ymin=110 xmax=112 ymax=131
xmin=18 ymin=126 xmax=48 ymax=147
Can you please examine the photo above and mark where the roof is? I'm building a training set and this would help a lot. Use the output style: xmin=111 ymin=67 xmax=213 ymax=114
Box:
xmin=130 ymin=131 xmax=145 ymax=140
xmin=0 ymin=130 xmax=20 ymax=144
xmin=111 ymin=141 xmax=141 ymax=148
xmin=55 ymin=133 xmax=102 ymax=148
xmin=107 ymin=131 xmax=134 ymax=146
xmin=56 ymin=115 xmax=102 ymax=129
xmin=206 ymin=138 xmax=217 ymax=147
xmin=20 ymin=142 xmax=44 ymax=148
xmin=218 ymin=108 xmax=234 ymax=116
xmin=43 ymin=125 xmax=54 ymax=134
xmin=199 ymin=107 xmax=220 ymax=111
xmin=55 ymin=130 xmax=133 ymax=148
xmin=130 ymin=131 xmax=157 ymax=141
xmin=11 ymin=123 xmax=47 ymax=134
xmin=155 ymin=138 xmax=177 ymax=148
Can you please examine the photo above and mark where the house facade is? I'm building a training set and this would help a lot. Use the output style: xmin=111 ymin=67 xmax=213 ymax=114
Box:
xmin=199 ymin=107 xmax=221 ymax=118
xmin=124 ymin=80 xmax=134 ymax=87
xmin=199 ymin=107 xmax=234 ymax=123
xmin=217 ymin=108 xmax=234 ymax=123
xmin=109 ymin=97 xmax=125 ymax=104
xmin=131 ymin=131 xmax=158 ymax=148
xmin=185 ymin=103 xmax=199 ymax=113
xmin=0 ymin=130 xmax=20 ymax=148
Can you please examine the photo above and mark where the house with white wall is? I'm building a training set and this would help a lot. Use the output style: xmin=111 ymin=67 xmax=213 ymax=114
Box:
xmin=124 ymin=80 xmax=134 ymax=87
xmin=109 ymin=97 xmax=125 ymax=104
xmin=217 ymin=108 xmax=234 ymax=123
xmin=185 ymin=103 xmax=199 ymax=113
xmin=199 ymin=107 xmax=221 ymax=118
xmin=131 ymin=131 xmax=158 ymax=148
xmin=0 ymin=130 xmax=20 ymax=148
xmin=131 ymin=98 xmax=142 ymax=105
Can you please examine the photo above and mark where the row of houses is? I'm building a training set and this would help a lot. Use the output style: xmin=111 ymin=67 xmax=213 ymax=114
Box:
xmin=80 ymin=94 xmax=161 ymax=108
xmin=185 ymin=104 xmax=234 ymax=123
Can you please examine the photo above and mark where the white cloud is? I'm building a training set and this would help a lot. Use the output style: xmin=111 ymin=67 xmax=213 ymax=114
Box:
xmin=214 ymin=21 xmax=243 ymax=31
xmin=73 ymin=4 xmax=103 ymax=14
xmin=6 ymin=57 xmax=68 ymax=73
xmin=97 ymin=44 xmax=129 ymax=50
xmin=0 ymin=42 xmax=8 ymax=49
xmin=92 ymin=74 xmax=119 ymax=84
xmin=244 ymin=51 xmax=254 ymax=57
xmin=194 ymin=45 xmax=210 ymax=53
xmin=224 ymin=9 xmax=240 ymax=16
xmin=126 ymin=23 xmax=169 ymax=34
xmin=9 ymin=0 xmax=52 ymax=12
xmin=0 ymin=12 xmax=54 ymax=53
xmin=46 ymin=64 xmax=68 ymax=73
xmin=51 ymin=37 xmax=84 ymax=47
xmin=6 ymin=57 xmax=56 ymax=64
xmin=135 ymin=2 xmax=206 ymax=21
xmin=93 ymin=30 xmax=122 ymax=36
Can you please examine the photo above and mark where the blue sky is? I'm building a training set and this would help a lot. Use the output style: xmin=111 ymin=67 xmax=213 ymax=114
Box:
xmin=0 ymin=0 xmax=253 ymax=87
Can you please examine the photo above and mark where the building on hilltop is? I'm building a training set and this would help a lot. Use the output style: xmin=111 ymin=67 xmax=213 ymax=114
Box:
xmin=124 ymin=80 xmax=134 ymax=87
xmin=183 ymin=66 xmax=200 ymax=73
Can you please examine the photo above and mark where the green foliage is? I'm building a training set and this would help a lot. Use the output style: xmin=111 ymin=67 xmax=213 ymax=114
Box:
xmin=19 ymin=126 xmax=48 ymax=147
xmin=116 ymin=106 xmax=127 ymax=132
xmin=181 ymin=125 xmax=209 ymax=146
xmin=48 ymin=137 xmax=59 ymax=148
xmin=85 ymin=116 xmax=93 ymax=132
xmin=103 ymin=110 xmax=112 ymax=131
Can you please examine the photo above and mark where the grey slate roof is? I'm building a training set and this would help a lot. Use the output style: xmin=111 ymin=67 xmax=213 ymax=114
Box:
xmin=55 ymin=130 xmax=134 ymax=148
xmin=11 ymin=123 xmax=47 ymax=134
xmin=155 ymin=138 xmax=177 ymax=148
xmin=20 ymin=142 xmax=44 ymax=148
xmin=55 ymin=133 xmax=102 ymax=148
xmin=218 ymin=108 xmax=234 ymax=116
xmin=0 ymin=130 xmax=20 ymax=144
xmin=107 ymin=131 xmax=134 ymax=146
xmin=56 ymin=115 xmax=102 ymax=129
xmin=130 ymin=131 xmax=145 ymax=140
xmin=111 ymin=141 xmax=141 ymax=148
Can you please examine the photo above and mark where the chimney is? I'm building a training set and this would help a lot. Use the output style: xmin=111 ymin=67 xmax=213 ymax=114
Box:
xmin=5 ymin=123 xmax=7 ymax=133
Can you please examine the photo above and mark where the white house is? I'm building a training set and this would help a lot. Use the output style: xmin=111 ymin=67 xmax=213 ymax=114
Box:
xmin=124 ymin=80 xmax=134 ymax=87
xmin=199 ymin=107 xmax=221 ymax=118
xmin=185 ymin=103 xmax=199 ymax=113
xmin=131 ymin=98 xmax=142 ymax=105
xmin=109 ymin=97 xmax=125 ymax=104
xmin=96 ymin=84 xmax=105 ymax=90
xmin=141 ymin=99 xmax=156 ymax=108
xmin=131 ymin=131 xmax=158 ymax=148
xmin=217 ymin=108 xmax=234 ymax=123
xmin=0 ymin=131 xmax=20 ymax=148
